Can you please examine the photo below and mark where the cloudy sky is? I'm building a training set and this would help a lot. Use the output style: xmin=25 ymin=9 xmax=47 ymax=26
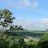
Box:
xmin=0 ymin=0 xmax=48 ymax=30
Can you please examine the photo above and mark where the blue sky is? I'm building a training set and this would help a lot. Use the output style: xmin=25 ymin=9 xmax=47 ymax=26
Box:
xmin=0 ymin=0 xmax=48 ymax=30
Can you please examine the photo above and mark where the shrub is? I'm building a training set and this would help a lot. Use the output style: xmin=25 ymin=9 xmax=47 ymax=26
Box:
xmin=38 ymin=33 xmax=48 ymax=48
xmin=0 ymin=38 xmax=9 ymax=48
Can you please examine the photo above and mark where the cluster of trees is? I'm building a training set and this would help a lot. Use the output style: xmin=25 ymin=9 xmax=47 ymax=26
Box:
xmin=10 ymin=25 xmax=24 ymax=31
xmin=15 ymin=32 xmax=44 ymax=37
xmin=0 ymin=33 xmax=48 ymax=48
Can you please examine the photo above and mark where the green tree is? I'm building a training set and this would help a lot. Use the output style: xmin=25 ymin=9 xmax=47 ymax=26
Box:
xmin=10 ymin=26 xmax=14 ymax=31
xmin=0 ymin=9 xmax=15 ymax=30
xmin=14 ymin=25 xmax=24 ymax=31
xmin=0 ymin=38 xmax=9 ymax=48
xmin=18 ymin=37 xmax=25 ymax=48
xmin=38 ymin=33 xmax=48 ymax=48
xmin=14 ymin=25 xmax=18 ymax=30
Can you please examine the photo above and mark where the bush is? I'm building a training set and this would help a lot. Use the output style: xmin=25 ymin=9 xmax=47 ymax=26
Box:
xmin=0 ymin=38 xmax=9 ymax=48
xmin=38 ymin=41 xmax=48 ymax=48
xmin=38 ymin=33 xmax=48 ymax=48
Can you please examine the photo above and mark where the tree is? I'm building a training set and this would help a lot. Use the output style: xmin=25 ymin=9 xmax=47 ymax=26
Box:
xmin=10 ymin=25 xmax=24 ymax=31
xmin=14 ymin=25 xmax=18 ymax=30
xmin=0 ymin=9 xmax=15 ymax=30
xmin=18 ymin=37 xmax=25 ymax=48
xmin=10 ymin=26 xmax=14 ymax=31
xmin=38 ymin=33 xmax=48 ymax=48
xmin=14 ymin=25 xmax=24 ymax=31
xmin=0 ymin=38 xmax=9 ymax=48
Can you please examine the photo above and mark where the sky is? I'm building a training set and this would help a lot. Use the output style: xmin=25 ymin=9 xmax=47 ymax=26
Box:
xmin=0 ymin=0 xmax=48 ymax=30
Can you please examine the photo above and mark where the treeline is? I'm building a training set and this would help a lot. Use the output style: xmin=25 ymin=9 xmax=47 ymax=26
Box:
xmin=4 ymin=31 xmax=45 ymax=37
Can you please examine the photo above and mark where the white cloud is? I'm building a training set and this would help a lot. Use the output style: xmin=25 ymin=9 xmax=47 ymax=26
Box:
xmin=14 ymin=17 xmax=34 ymax=26
xmin=23 ymin=0 xmax=30 ymax=6
xmin=1 ymin=17 xmax=48 ymax=30
xmin=37 ymin=18 xmax=48 ymax=30
xmin=13 ymin=17 xmax=35 ymax=30
xmin=8 ymin=3 xmax=22 ymax=9
xmin=6 ymin=0 xmax=38 ymax=9
xmin=38 ymin=18 xmax=48 ymax=24
xmin=13 ymin=17 xmax=48 ymax=30
xmin=32 ymin=2 xmax=38 ymax=8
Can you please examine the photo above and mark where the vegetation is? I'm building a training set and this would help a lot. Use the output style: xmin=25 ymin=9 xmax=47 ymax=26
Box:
xmin=38 ymin=33 xmax=48 ymax=48
xmin=0 ymin=9 xmax=15 ymax=30
xmin=0 ymin=33 xmax=48 ymax=48
xmin=0 ymin=9 xmax=48 ymax=48
xmin=10 ymin=25 xmax=24 ymax=31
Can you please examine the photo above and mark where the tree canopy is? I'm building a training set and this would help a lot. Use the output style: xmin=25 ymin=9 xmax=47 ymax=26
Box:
xmin=0 ymin=9 xmax=15 ymax=29
xmin=38 ymin=33 xmax=48 ymax=48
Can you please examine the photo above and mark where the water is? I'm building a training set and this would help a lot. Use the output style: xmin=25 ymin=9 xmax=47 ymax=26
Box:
xmin=24 ymin=39 xmax=29 ymax=42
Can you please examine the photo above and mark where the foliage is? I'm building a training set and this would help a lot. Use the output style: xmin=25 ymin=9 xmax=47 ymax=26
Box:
xmin=18 ymin=37 xmax=25 ymax=45
xmin=38 ymin=33 xmax=48 ymax=48
xmin=5 ymin=30 xmax=17 ymax=36
xmin=0 ymin=35 xmax=37 ymax=48
xmin=0 ymin=30 xmax=45 ymax=37
xmin=15 ymin=32 xmax=45 ymax=37
xmin=39 ymin=33 xmax=48 ymax=42
xmin=0 ymin=38 xmax=9 ymax=48
xmin=10 ymin=25 xmax=24 ymax=31
xmin=0 ymin=33 xmax=48 ymax=48
xmin=0 ymin=9 xmax=15 ymax=29
xmin=0 ymin=9 xmax=48 ymax=48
